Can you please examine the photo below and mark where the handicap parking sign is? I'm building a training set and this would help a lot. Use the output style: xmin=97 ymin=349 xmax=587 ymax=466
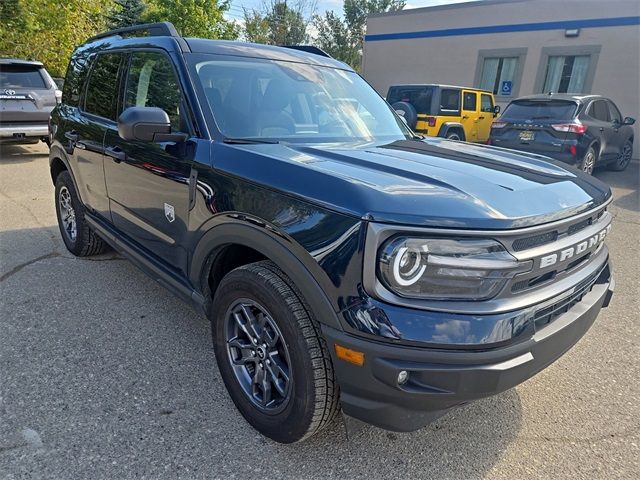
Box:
xmin=500 ymin=80 xmax=513 ymax=96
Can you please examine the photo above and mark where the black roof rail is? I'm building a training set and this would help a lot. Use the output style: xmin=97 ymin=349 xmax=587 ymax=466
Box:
xmin=86 ymin=22 xmax=190 ymax=52
xmin=280 ymin=45 xmax=332 ymax=58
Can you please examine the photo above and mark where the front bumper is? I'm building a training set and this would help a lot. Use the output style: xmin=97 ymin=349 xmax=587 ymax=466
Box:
xmin=324 ymin=263 xmax=613 ymax=432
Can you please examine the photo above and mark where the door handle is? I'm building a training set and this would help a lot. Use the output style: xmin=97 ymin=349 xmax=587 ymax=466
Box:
xmin=462 ymin=115 xmax=469 ymax=120
xmin=105 ymin=146 xmax=126 ymax=163
xmin=65 ymin=131 xmax=78 ymax=142
xmin=478 ymin=116 xmax=485 ymax=120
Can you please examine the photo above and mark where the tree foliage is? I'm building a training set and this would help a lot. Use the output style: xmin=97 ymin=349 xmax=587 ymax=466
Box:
xmin=313 ymin=0 xmax=405 ymax=70
xmin=106 ymin=0 xmax=147 ymax=30
xmin=243 ymin=1 xmax=315 ymax=45
xmin=145 ymin=0 xmax=238 ymax=39
xmin=0 ymin=0 xmax=110 ymax=77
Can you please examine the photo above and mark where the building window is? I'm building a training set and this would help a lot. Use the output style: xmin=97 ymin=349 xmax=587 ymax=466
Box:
xmin=542 ymin=55 xmax=591 ymax=93
xmin=479 ymin=57 xmax=518 ymax=96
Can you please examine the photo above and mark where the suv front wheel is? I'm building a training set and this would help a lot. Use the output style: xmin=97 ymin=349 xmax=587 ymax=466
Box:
xmin=55 ymin=171 xmax=109 ymax=256
xmin=211 ymin=261 xmax=340 ymax=443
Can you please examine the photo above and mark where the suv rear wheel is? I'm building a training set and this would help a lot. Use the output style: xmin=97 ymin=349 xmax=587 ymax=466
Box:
xmin=55 ymin=171 xmax=109 ymax=256
xmin=211 ymin=261 xmax=339 ymax=443
xmin=445 ymin=129 xmax=464 ymax=141
xmin=578 ymin=146 xmax=597 ymax=175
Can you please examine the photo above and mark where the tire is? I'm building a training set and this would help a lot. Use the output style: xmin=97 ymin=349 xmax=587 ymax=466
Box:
xmin=391 ymin=101 xmax=418 ymax=129
xmin=445 ymin=129 xmax=464 ymax=141
xmin=55 ymin=170 xmax=109 ymax=256
xmin=577 ymin=146 xmax=597 ymax=175
xmin=609 ymin=140 xmax=633 ymax=171
xmin=211 ymin=261 xmax=339 ymax=443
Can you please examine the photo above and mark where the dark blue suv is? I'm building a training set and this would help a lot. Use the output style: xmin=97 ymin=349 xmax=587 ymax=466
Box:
xmin=50 ymin=23 xmax=614 ymax=443
xmin=489 ymin=94 xmax=635 ymax=174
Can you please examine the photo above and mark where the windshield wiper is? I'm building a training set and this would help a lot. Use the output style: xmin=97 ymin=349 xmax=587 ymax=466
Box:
xmin=223 ymin=137 xmax=280 ymax=145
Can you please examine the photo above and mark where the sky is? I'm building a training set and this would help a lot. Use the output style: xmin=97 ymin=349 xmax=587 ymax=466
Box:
xmin=223 ymin=0 xmax=479 ymax=22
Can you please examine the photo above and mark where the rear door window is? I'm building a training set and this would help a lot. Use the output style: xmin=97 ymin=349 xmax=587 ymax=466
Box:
xmin=607 ymin=101 xmax=622 ymax=123
xmin=386 ymin=86 xmax=434 ymax=114
xmin=463 ymin=92 xmax=477 ymax=111
xmin=501 ymin=100 xmax=577 ymax=121
xmin=439 ymin=89 xmax=460 ymax=114
xmin=0 ymin=64 xmax=46 ymax=89
xmin=589 ymin=100 xmax=610 ymax=122
xmin=83 ymin=53 xmax=123 ymax=121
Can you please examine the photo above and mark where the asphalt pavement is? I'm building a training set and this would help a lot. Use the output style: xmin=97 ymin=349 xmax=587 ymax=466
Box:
xmin=1 ymin=142 xmax=638 ymax=479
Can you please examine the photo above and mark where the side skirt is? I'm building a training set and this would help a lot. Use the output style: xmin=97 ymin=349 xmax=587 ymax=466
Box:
xmin=85 ymin=212 xmax=206 ymax=314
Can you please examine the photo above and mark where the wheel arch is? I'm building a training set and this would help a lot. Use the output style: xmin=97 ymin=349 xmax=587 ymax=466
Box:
xmin=438 ymin=123 xmax=465 ymax=140
xmin=190 ymin=220 xmax=343 ymax=330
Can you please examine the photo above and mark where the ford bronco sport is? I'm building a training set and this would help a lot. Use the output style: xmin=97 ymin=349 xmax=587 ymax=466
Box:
xmin=50 ymin=23 xmax=614 ymax=443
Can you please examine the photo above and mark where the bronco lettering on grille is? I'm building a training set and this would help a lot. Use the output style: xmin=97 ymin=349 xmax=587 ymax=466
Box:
xmin=539 ymin=224 xmax=611 ymax=269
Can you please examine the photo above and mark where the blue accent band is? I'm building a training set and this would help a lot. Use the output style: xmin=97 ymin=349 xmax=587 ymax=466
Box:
xmin=364 ymin=16 xmax=640 ymax=42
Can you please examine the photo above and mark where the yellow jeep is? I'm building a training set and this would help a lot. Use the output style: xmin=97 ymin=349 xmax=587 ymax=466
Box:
xmin=387 ymin=84 xmax=500 ymax=142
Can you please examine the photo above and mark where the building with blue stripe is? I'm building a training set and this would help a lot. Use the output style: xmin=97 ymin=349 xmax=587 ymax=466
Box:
xmin=363 ymin=0 xmax=639 ymax=149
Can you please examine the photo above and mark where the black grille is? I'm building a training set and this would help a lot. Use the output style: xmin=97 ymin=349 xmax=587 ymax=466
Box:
xmin=567 ymin=217 xmax=592 ymax=236
xmin=533 ymin=266 xmax=604 ymax=328
xmin=512 ymin=230 xmax=558 ymax=251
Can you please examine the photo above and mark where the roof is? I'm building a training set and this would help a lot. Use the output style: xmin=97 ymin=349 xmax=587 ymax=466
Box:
xmin=367 ymin=0 xmax=530 ymax=18
xmin=0 ymin=58 xmax=44 ymax=67
xmin=388 ymin=83 xmax=492 ymax=93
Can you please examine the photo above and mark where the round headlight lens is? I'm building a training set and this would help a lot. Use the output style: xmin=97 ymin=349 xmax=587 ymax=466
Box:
xmin=392 ymin=245 xmax=428 ymax=286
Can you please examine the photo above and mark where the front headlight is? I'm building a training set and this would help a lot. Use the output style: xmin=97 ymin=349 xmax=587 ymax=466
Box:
xmin=377 ymin=237 xmax=531 ymax=301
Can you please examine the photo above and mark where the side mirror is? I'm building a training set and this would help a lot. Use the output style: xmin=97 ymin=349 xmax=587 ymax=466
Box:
xmin=623 ymin=116 xmax=635 ymax=125
xmin=118 ymin=107 xmax=187 ymax=143
xmin=493 ymin=105 xmax=501 ymax=114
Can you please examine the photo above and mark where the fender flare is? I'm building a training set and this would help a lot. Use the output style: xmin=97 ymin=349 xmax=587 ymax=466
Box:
xmin=48 ymin=143 xmax=84 ymax=203
xmin=437 ymin=122 xmax=465 ymax=140
xmin=190 ymin=218 xmax=343 ymax=330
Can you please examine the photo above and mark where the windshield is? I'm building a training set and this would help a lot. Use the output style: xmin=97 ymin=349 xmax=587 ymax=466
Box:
xmin=502 ymin=100 xmax=577 ymax=121
xmin=0 ymin=64 xmax=47 ymax=89
xmin=189 ymin=55 xmax=411 ymax=143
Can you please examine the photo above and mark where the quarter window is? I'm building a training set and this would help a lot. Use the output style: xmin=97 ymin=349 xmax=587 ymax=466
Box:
xmin=463 ymin=92 xmax=477 ymax=111
xmin=84 ymin=53 xmax=122 ymax=120
xmin=479 ymin=57 xmax=518 ymax=96
xmin=480 ymin=94 xmax=494 ymax=113
xmin=542 ymin=55 xmax=590 ymax=94
xmin=124 ymin=52 xmax=183 ymax=130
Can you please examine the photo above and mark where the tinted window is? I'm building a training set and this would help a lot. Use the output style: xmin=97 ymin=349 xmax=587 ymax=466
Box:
xmin=191 ymin=56 xmax=410 ymax=143
xmin=463 ymin=92 xmax=477 ymax=111
xmin=440 ymin=89 xmax=460 ymax=113
xmin=387 ymin=86 xmax=434 ymax=114
xmin=84 ymin=53 xmax=122 ymax=120
xmin=502 ymin=100 xmax=577 ymax=120
xmin=480 ymin=94 xmax=494 ymax=112
xmin=63 ymin=53 xmax=92 ymax=106
xmin=124 ymin=52 xmax=183 ymax=130
xmin=607 ymin=101 xmax=622 ymax=123
xmin=0 ymin=64 xmax=46 ymax=88
xmin=589 ymin=100 xmax=610 ymax=122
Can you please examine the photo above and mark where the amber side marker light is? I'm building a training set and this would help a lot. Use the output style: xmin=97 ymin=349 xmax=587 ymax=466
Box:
xmin=334 ymin=344 xmax=365 ymax=366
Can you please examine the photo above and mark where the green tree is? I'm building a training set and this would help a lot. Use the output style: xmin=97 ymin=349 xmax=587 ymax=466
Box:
xmin=243 ymin=1 xmax=315 ymax=45
xmin=145 ymin=0 xmax=238 ymax=39
xmin=0 ymin=0 xmax=110 ymax=77
xmin=313 ymin=0 xmax=404 ymax=69
xmin=106 ymin=0 xmax=147 ymax=29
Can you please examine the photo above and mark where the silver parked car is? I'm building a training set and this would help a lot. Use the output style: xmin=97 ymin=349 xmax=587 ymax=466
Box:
xmin=0 ymin=58 xmax=60 ymax=145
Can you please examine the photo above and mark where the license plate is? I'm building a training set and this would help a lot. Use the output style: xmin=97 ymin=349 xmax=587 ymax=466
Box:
xmin=519 ymin=130 xmax=535 ymax=142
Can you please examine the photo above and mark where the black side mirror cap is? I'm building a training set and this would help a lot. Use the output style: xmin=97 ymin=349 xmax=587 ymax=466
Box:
xmin=118 ymin=107 xmax=188 ymax=143
xmin=623 ymin=116 xmax=635 ymax=125
xmin=493 ymin=105 xmax=501 ymax=114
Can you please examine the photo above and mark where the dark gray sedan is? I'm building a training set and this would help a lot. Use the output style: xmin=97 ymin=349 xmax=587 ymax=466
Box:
xmin=1 ymin=58 xmax=60 ymax=145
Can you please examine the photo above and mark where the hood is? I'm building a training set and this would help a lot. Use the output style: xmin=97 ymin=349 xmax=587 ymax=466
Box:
xmin=213 ymin=137 xmax=611 ymax=229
